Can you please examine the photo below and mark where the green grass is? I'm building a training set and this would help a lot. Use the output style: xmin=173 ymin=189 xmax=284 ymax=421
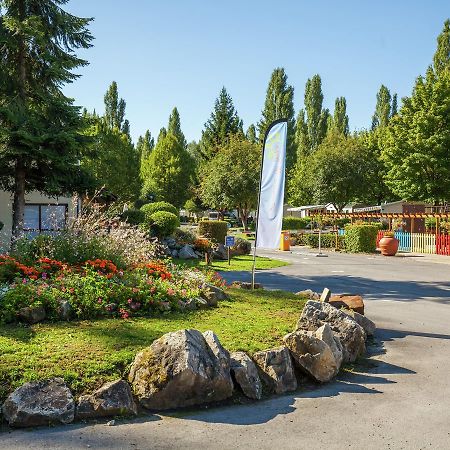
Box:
xmin=173 ymin=255 xmax=288 ymax=271
xmin=0 ymin=288 xmax=305 ymax=402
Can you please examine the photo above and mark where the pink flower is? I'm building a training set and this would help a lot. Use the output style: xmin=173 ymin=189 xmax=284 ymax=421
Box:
xmin=181 ymin=289 xmax=187 ymax=296
xmin=127 ymin=298 xmax=133 ymax=304
xmin=97 ymin=298 xmax=103 ymax=304
xmin=22 ymin=278 xmax=27 ymax=284
xmin=167 ymin=288 xmax=175 ymax=296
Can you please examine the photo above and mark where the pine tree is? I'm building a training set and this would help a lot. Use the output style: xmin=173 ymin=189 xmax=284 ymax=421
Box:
xmin=258 ymin=68 xmax=296 ymax=170
xmin=104 ymin=81 xmax=128 ymax=133
xmin=201 ymin=87 xmax=243 ymax=160
xmin=0 ymin=0 xmax=93 ymax=239
xmin=167 ymin=107 xmax=187 ymax=148
xmin=246 ymin=124 xmax=258 ymax=144
xmin=157 ymin=127 xmax=167 ymax=143
xmin=330 ymin=97 xmax=349 ymax=136
xmin=391 ymin=93 xmax=398 ymax=118
xmin=433 ymin=19 xmax=450 ymax=75
xmin=137 ymin=130 xmax=155 ymax=161
xmin=371 ymin=85 xmax=392 ymax=129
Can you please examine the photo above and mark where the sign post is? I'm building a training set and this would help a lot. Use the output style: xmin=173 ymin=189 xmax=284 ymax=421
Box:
xmin=225 ymin=235 xmax=235 ymax=266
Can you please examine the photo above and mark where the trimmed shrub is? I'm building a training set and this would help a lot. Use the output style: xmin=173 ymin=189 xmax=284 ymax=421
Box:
xmin=231 ymin=237 xmax=252 ymax=256
xmin=344 ymin=224 xmax=379 ymax=253
xmin=198 ymin=221 xmax=228 ymax=243
xmin=335 ymin=218 xmax=351 ymax=228
xmin=121 ymin=209 xmax=145 ymax=225
xmin=141 ymin=202 xmax=178 ymax=220
xmin=303 ymin=233 xmax=344 ymax=249
xmin=173 ymin=227 xmax=197 ymax=245
xmin=282 ymin=216 xmax=311 ymax=230
xmin=150 ymin=211 xmax=180 ymax=238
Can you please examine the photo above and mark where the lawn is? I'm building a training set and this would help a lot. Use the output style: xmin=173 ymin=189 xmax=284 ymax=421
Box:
xmin=173 ymin=255 xmax=288 ymax=271
xmin=0 ymin=288 xmax=305 ymax=402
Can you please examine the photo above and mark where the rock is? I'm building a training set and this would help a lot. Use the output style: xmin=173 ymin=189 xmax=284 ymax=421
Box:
xmin=230 ymin=281 xmax=263 ymax=290
xmin=320 ymin=287 xmax=331 ymax=303
xmin=296 ymin=289 xmax=320 ymax=300
xmin=76 ymin=380 xmax=137 ymax=419
xmin=165 ymin=238 xmax=177 ymax=249
xmin=162 ymin=243 xmax=172 ymax=256
xmin=315 ymin=324 xmax=344 ymax=369
xmin=203 ymin=331 xmax=233 ymax=390
xmin=200 ymin=283 xmax=228 ymax=306
xmin=283 ymin=330 xmax=339 ymax=383
xmin=178 ymin=244 xmax=198 ymax=260
xmin=296 ymin=300 xmax=366 ymax=363
xmin=128 ymin=329 xmax=233 ymax=410
xmin=2 ymin=378 xmax=75 ymax=427
xmin=212 ymin=243 xmax=228 ymax=260
xmin=195 ymin=297 xmax=209 ymax=308
xmin=171 ymin=250 xmax=179 ymax=258
xmin=18 ymin=305 xmax=46 ymax=324
xmin=252 ymin=347 xmax=297 ymax=394
xmin=352 ymin=312 xmax=376 ymax=336
xmin=57 ymin=299 xmax=72 ymax=321
xmin=183 ymin=298 xmax=197 ymax=311
xmin=107 ymin=419 xmax=115 ymax=426
xmin=329 ymin=295 xmax=365 ymax=315
xmin=230 ymin=352 xmax=262 ymax=400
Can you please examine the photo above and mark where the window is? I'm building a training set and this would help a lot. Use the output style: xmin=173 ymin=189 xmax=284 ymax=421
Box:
xmin=23 ymin=204 xmax=68 ymax=234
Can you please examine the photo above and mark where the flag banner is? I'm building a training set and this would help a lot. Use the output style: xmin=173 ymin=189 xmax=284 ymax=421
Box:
xmin=256 ymin=119 xmax=287 ymax=249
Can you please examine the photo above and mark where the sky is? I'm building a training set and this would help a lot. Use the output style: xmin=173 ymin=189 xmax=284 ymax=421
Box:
xmin=64 ymin=1 xmax=449 ymax=144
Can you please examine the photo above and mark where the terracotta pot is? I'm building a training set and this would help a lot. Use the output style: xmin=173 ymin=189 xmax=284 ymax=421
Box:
xmin=379 ymin=236 xmax=399 ymax=256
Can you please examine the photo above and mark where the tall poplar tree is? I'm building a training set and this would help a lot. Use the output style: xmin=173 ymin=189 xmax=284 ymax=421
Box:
xmin=330 ymin=97 xmax=349 ymax=136
xmin=167 ymin=107 xmax=187 ymax=149
xmin=104 ymin=81 xmax=129 ymax=134
xmin=433 ymin=19 xmax=450 ymax=75
xmin=258 ymin=68 xmax=296 ymax=170
xmin=246 ymin=124 xmax=257 ymax=144
xmin=0 ymin=0 xmax=93 ymax=239
xmin=371 ymin=85 xmax=392 ymax=129
xmin=201 ymin=87 xmax=243 ymax=160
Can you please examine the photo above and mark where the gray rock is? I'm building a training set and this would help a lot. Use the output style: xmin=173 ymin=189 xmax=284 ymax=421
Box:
xmin=162 ymin=243 xmax=172 ymax=256
xmin=315 ymin=324 xmax=344 ymax=369
xmin=178 ymin=244 xmax=198 ymax=260
xmin=203 ymin=331 xmax=234 ymax=391
xmin=128 ymin=329 xmax=233 ymax=410
xmin=212 ymin=243 xmax=228 ymax=260
xmin=195 ymin=297 xmax=209 ymax=308
xmin=183 ymin=298 xmax=197 ymax=311
xmin=2 ymin=378 xmax=75 ymax=427
xmin=320 ymin=287 xmax=331 ymax=303
xmin=57 ymin=299 xmax=72 ymax=321
xmin=283 ymin=330 xmax=339 ymax=383
xmin=296 ymin=289 xmax=320 ymax=300
xmin=18 ymin=305 xmax=46 ymax=324
xmin=230 ymin=352 xmax=262 ymax=400
xmin=165 ymin=238 xmax=177 ymax=249
xmin=252 ymin=346 xmax=297 ymax=394
xmin=352 ymin=312 xmax=376 ymax=337
xmin=200 ymin=283 xmax=228 ymax=307
xmin=231 ymin=281 xmax=263 ymax=290
xmin=296 ymin=300 xmax=366 ymax=363
xmin=76 ymin=379 xmax=137 ymax=419
xmin=171 ymin=249 xmax=179 ymax=258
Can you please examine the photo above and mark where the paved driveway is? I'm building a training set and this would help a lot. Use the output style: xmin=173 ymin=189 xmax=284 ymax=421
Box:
xmin=3 ymin=250 xmax=450 ymax=449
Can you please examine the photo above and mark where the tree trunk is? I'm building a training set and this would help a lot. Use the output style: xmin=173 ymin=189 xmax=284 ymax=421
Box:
xmin=12 ymin=159 xmax=26 ymax=243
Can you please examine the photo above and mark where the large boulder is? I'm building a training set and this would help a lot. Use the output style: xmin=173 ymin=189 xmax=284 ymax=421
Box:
xmin=212 ymin=243 xmax=228 ymax=260
xmin=200 ymin=283 xmax=228 ymax=307
xmin=352 ymin=312 xmax=376 ymax=336
xmin=252 ymin=347 xmax=297 ymax=394
xmin=178 ymin=245 xmax=198 ymax=260
xmin=329 ymin=294 xmax=365 ymax=315
xmin=76 ymin=379 xmax=137 ymax=419
xmin=296 ymin=300 xmax=366 ymax=363
xmin=283 ymin=330 xmax=339 ymax=383
xmin=315 ymin=324 xmax=344 ymax=369
xmin=128 ymin=329 xmax=233 ymax=410
xmin=2 ymin=378 xmax=75 ymax=427
xmin=18 ymin=305 xmax=46 ymax=324
xmin=230 ymin=351 xmax=262 ymax=400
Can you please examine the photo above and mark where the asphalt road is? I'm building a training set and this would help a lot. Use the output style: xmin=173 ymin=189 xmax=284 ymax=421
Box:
xmin=3 ymin=249 xmax=450 ymax=450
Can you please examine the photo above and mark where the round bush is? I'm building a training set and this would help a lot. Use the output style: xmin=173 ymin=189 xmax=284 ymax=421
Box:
xmin=121 ymin=209 xmax=145 ymax=225
xmin=150 ymin=211 xmax=180 ymax=238
xmin=198 ymin=221 xmax=228 ymax=243
xmin=140 ymin=202 xmax=178 ymax=219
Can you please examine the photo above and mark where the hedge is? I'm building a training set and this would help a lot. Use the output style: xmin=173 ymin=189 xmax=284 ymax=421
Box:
xmin=150 ymin=211 xmax=180 ymax=238
xmin=282 ymin=216 xmax=311 ymax=230
xmin=198 ymin=221 xmax=228 ymax=243
xmin=344 ymin=224 xmax=379 ymax=253
xmin=304 ymin=233 xmax=344 ymax=249
xmin=121 ymin=209 xmax=145 ymax=225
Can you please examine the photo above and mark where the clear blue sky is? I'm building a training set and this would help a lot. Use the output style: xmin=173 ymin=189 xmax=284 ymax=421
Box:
xmin=64 ymin=1 xmax=449 ymax=144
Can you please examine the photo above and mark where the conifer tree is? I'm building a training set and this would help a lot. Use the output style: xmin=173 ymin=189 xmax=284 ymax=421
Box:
xmin=167 ymin=107 xmax=187 ymax=148
xmin=157 ymin=127 xmax=167 ymax=143
xmin=0 ymin=0 xmax=93 ymax=239
xmin=246 ymin=124 xmax=258 ymax=144
xmin=391 ymin=93 xmax=398 ymax=118
xmin=201 ymin=87 xmax=243 ymax=160
xmin=258 ymin=68 xmax=296 ymax=170
xmin=137 ymin=130 xmax=155 ymax=161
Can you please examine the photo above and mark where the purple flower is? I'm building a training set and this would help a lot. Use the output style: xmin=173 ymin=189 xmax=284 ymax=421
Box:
xmin=41 ymin=272 xmax=48 ymax=280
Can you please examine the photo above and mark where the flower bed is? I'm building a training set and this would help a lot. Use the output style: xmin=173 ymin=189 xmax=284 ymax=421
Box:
xmin=0 ymin=254 xmax=225 ymax=324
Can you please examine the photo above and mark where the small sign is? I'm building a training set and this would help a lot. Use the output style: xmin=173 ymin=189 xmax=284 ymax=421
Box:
xmin=225 ymin=236 xmax=235 ymax=247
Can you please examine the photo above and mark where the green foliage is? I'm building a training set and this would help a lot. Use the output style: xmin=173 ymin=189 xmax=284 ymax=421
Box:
xmin=343 ymin=224 xmax=379 ymax=253
xmin=199 ymin=136 xmax=260 ymax=228
xmin=299 ymin=233 xmax=344 ymax=249
xmin=433 ymin=19 xmax=450 ymax=75
xmin=140 ymin=201 xmax=178 ymax=219
xmin=329 ymin=97 xmax=349 ymax=136
xmin=173 ymin=228 xmax=197 ymax=244
xmin=150 ymin=211 xmax=180 ymax=238
xmin=141 ymin=133 xmax=194 ymax=207
xmin=282 ymin=217 xmax=311 ymax=230
xmin=167 ymin=107 xmax=187 ymax=149
xmin=121 ymin=209 xmax=145 ymax=225
xmin=246 ymin=124 xmax=258 ymax=144
xmin=371 ymin=84 xmax=392 ymax=129
xmin=198 ymin=221 xmax=228 ymax=243
xmin=103 ymin=81 xmax=128 ymax=134
xmin=200 ymin=87 xmax=243 ymax=160
xmin=336 ymin=218 xmax=351 ymax=228
xmin=258 ymin=68 xmax=296 ymax=170
xmin=137 ymin=130 xmax=155 ymax=179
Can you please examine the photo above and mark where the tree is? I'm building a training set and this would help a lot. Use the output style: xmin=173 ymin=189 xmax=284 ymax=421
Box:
xmin=104 ymin=81 xmax=129 ymax=134
xmin=199 ymin=136 xmax=260 ymax=229
xmin=246 ymin=124 xmax=258 ymax=144
xmin=157 ymin=127 xmax=167 ymax=142
xmin=371 ymin=85 xmax=392 ymax=129
xmin=0 ymin=0 xmax=93 ymax=240
xmin=167 ymin=107 xmax=187 ymax=149
xmin=200 ymin=87 xmax=243 ymax=160
xmin=258 ymin=68 xmax=296 ymax=170
xmin=308 ymin=134 xmax=369 ymax=212
xmin=391 ymin=93 xmax=398 ymax=118
xmin=329 ymin=97 xmax=349 ymax=136
xmin=142 ymin=133 xmax=194 ymax=207
xmin=433 ymin=19 xmax=450 ymax=75
xmin=137 ymin=130 xmax=154 ymax=181
xmin=382 ymin=68 xmax=450 ymax=204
